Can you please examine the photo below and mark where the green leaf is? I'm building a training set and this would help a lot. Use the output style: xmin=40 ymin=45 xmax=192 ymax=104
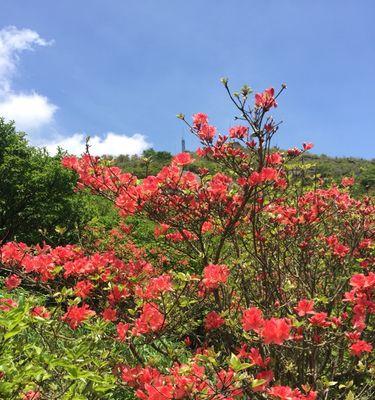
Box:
xmin=252 ymin=378 xmax=267 ymax=388
xmin=229 ymin=353 xmax=252 ymax=372
xmin=345 ymin=391 xmax=355 ymax=400
xmin=4 ymin=323 xmax=27 ymax=339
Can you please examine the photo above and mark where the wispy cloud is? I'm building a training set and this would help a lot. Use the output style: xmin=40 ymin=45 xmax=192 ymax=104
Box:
xmin=0 ymin=26 xmax=51 ymax=91
xmin=45 ymin=132 xmax=151 ymax=156
xmin=0 ymin=26 xmax=57 ymax=131
xmin=0 ymin=25 xmax=150 ymax=156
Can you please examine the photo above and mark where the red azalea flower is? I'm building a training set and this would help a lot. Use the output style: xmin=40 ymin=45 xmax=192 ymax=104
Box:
xmin=341 ymin=176 xmax=355 ymax=187
xmin=204 ymin=311 xmax=225 ymax=331
xmin=172 ymin=152 xmax=193 ymax=166
xmin=303 ymin=142 xmax=314 ymax=151
xmin=255 ymin=88 xmax=277 ymax=111
xmin=62 ymin=304 xmax=95 ymax=329
xmin=31 ymin=306 xmax=50 ymax=319
xmin=0 ymin=298 xmax=17 ymax=312
xmin=134 ymin=303 xmax=164 ymax=335
xmin=350 ymin=340 xmax=373 ymax=357
xmin=74 ymin=280 xmax=94 ymax=299
xmin=242 ymin=307 xmax=264 ymax=332
xmin=22 ymin=391 xmax=41 ymax=400
xmin=262 ymin=318 xmax=291 ymax=345
xmin=253 ymin=370 xmax=274 ymax=392
xmin=198 ymin=124 xmax=216 ymax=141
xmin=202 ymin=264 xmax=230 ymax=289
xmin=142 ymin=274 xmax=172 ymax=299
xmin=4 ymin=274 xmax=21 ymax=290
xmin=260 ymin=167 xmax=278 ymax=182
xmin=229 ymin=125 xmax=248 ymax=139
xmin=117 ymin=322 xmax=130 ymax=341
xmin=294 ymin=299 xmax=315 ymax=317
xmin=103 ymin=307 xmax=117 ymax=322
xmin=192 ymin=112 xmax=208 ymax=127
xmin=268 ymin=385 xmax=293 ymax=399
xmin=309 ymin=312 xmax=331 ymax=328
xmin=266 ymin=152 xmax=283 ymax=165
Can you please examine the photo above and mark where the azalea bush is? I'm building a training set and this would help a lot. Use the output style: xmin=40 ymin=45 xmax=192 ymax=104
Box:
xmin=0 ymin=81 xmax=374 ymax=400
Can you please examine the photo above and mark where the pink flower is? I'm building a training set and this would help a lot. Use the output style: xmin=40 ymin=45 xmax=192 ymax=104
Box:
xmin=142 ymin=274 xmax=172 ymax=299
xmin=302 ymin=142 xmax=314 ymax=151
xmin=192 ymin=112 xmax=208 ymax=127
xmin=345 ymin=331 xmax=361 ymax=342
xmin=262 ymin=318 xmax=291 ymax=345
xmin=255 ymin=88 xmax=277 ymax=111
xmin=242 ymin=307 xmax=264 ymax=332
xmin=248 ymin=171 xmax=262 ymax=186
xmin=268 ymin=385 xmax=293 ymax=399
xmin=202 ymin=264 xmax=230 ymax=289
xmin=31 ymin=306 xmax=50 ymax=319
xmin=0 ymin=298 xmax=17 ymax=312
xmin=309 ymin=312 xmax=331 ymax=328
xmin=350 ymin=340 xmax=373 ymax=357
xmin=266 ymin=152 xmax=283 ymax=165
xmin=22 ymin=391 xmax=41 ymax=400
xmin=61 ymin=155 xmax=79 ymax=169
xmin=62 ymin=304 xmax=95 ymax=329
xmin=143 ymin=383 xmax=174 ymax=400
xmin=260 ymin=167 xmax=278 ymax=182
xmin=350 ymin=273 xmax=373 ymax=289
xmin=198 ymin=124 xmax=216 ymax=141
xmin=341 ymin=176 xmax=355 ymax=187
xmin=134 ymin=303 xmax=164 ymax=335
xmin=202 ymin=220 xmax=213 ymax=233
xmin=229 ymin=125 xmax=248 ymax=139
xmin=117 ymin=322 xmax=130 ymax=341
xmin=173 ymin=152 xmax=193 ymax=166
xmin=4 ymin=274 xmax=21 ymax=290
xmin=287 ymin=147 xmax=302 ymax=156
xmin=294 ymin=299 xmax=315 ymax=317
xmin=204 ymin=311 xmax=225 ymax=330
xmin=102 ymin=307 xmax=117 ymax=322
xmin=74 ymin=280 xmax=94 ymax=299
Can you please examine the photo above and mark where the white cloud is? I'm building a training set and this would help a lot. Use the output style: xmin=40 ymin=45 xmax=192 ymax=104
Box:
xmin=0 ymin=26 xmax=150 ymax=153
xmin=0 ymin=26 xmax=56 ymax=131
xmin=45 ymin=132 xmax=151 ymax=156
xmin=0 ymin=92 xmax=57 ymax=131
xmin=0 ymin=26 xmax=51 ymax=93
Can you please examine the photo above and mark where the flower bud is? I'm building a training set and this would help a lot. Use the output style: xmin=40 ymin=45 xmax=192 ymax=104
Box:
xmin=241 ymin=84 xmax=252 ymax=97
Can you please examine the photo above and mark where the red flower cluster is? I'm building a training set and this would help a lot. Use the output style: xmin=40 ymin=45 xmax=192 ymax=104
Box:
xmin=133 ymin=303 xmax=164 ymax=335
xmin=62 ymin=304 xmax=95 ymax=329
xmin=204 ymin=311 xmax=225 ymax=330
xmin=1 ymin=84 xmax=374 ymax=399
xmin=202 ymin=264 xmax=230 ymax=289
xmin=4 ymin=274 xmax=21 ymax=290
xmin=255 ymin=88 xmax=277 ymax=111
xmin=242 ymin=307 xmax=291 ymax=345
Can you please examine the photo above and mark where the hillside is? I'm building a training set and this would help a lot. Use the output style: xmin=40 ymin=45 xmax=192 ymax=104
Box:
xmin=108 ymin=148 xmax=375 ymax=194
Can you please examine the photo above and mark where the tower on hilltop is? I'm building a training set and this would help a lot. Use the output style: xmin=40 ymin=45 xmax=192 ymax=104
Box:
xmin=181 ymin=137 xmax=186 ymax=152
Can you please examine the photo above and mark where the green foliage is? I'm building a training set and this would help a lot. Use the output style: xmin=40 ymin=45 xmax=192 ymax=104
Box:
xmin=110 ymin=148 xmax=375 ymax=195
xmin=110 ymin=149 xmax=173 ymax=178
xmin=0 ymin=289 xmax=133 ymax=399
xmin=0 ymin=118 xmax=118 ymax=246
xmin=299 ymin=153 xmax=375 ymax=194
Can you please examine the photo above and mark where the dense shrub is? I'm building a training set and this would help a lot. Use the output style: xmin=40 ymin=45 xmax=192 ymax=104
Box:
xmin=0 ymin=118 xmax=118 ymax=246
xmin=0 ymin=82 xmax=374 ymax=399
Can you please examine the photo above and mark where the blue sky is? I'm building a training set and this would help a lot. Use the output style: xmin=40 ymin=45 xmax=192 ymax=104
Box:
xmin=0 ymin=0 xmax=374 ymax=158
